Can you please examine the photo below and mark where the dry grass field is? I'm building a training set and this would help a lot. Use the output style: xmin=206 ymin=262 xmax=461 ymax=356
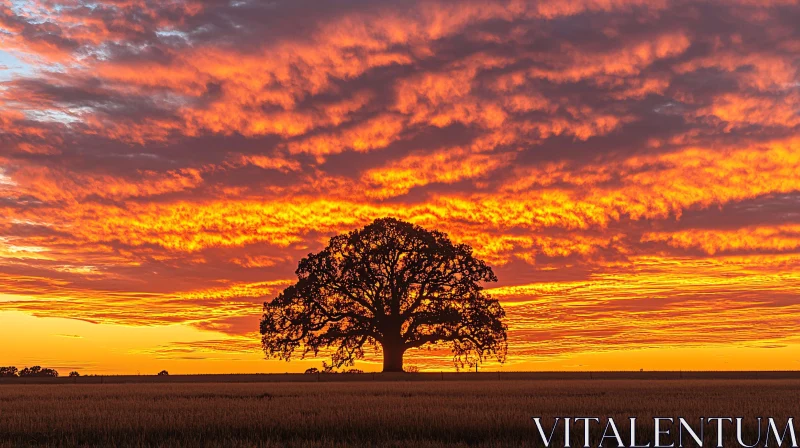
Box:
xmin=1 ymin=377 xmax=798 ymax=447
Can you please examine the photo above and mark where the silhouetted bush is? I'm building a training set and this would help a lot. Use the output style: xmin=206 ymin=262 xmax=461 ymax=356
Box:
xmin=404 ymin=366 xmax=421 ymax=373
xmin=304 ymin=367 xmax=319 ymax=374
xmin=0 ymin=366 xmax=18 ymax=377
xmin=69 ymin=371 xmax=80 ymax=377
xmin=343 ymin=369 xmax=364 ymax=374
xmin=19 ymin=366 xmax=59 ymax=377
xmin=157 ymin=370 xmax=169 ymax=376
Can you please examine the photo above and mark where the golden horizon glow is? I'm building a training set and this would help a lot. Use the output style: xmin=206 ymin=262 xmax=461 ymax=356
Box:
xmin=1 ymin=0 xmax=800 ymax=374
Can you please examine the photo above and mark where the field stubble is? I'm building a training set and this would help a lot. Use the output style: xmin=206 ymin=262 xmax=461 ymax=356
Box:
xmin=0 ymin=379 xmax=797 ymax=447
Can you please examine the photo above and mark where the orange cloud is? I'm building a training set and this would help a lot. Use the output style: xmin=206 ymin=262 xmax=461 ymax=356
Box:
xmin=643 ymin=225 xmax=800 ymax=255
xmin=363 ymin=147 xmax=516 ymax=198
xmin=286 ymin=114 xmax=406 ymax=157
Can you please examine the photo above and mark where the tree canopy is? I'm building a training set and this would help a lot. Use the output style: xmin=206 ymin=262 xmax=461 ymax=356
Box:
xmin=260 ymin=217 xmax=507 ymax=372
xmin=19 ymin=366 xmax=59 ymax=377
xmin=0 ymin=366 xmax=18 ymax=377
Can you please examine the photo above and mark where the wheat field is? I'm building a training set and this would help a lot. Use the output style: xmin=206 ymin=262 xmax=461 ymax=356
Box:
xmin=1 ymin=379 xmax=798 ymax=447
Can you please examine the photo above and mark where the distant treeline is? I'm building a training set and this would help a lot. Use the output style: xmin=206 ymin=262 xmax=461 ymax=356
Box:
xmin=0 ymin=366 xmax=79 ymax=378
xmin=304 ymin=367 xmax=365 ymax=374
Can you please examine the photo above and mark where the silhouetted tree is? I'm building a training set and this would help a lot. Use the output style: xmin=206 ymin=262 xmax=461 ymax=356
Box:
xmin=321 ymin=361 xmax=336 ymax=374
xmin=19 ymin=366 xmax=59 ymax=377
xmin=0 ymin=366 xmax=18 ymax=377
xmin=303 ymin=367 xmax=319 ymax=374
xmin=157 ymin=370 xmax=169 ymax=376
xmin=69 ymin=371 xmax=80 ymax=377
xmin=260 ymin=218 xmax=507 ymax=372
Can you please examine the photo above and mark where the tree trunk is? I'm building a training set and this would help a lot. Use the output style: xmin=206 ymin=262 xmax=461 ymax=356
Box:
xmin=382 ymin=342 xmax=405 ymax=372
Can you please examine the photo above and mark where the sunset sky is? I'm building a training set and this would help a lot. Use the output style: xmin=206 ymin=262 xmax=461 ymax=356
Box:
xmin=2 ymin=0 xmax=800 ymax=374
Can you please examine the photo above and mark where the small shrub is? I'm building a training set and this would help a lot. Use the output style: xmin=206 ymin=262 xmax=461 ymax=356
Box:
xmin=69 ymin=371 xmax=80 ymax=377
xmin=304 ymin=367 xmax=319 ymax=374
xmin=157 ymin=370 xmax=169 ymax=376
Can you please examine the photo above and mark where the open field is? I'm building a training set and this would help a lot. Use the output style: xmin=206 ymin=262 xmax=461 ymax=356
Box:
xmin=3 ymin=370 xmax=800 ymax=384
xmin=2 ymin=377 xmax=799 ymax=447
